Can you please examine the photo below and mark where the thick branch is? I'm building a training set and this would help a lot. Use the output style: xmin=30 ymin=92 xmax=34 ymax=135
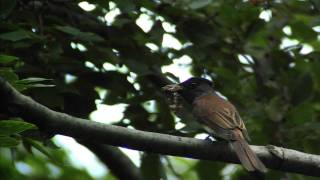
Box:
xmin=0 ymin=77 xmax=319 ymax=177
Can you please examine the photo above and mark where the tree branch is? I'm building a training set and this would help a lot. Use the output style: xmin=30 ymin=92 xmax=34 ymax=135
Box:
xmin=78 ymin=140 xmax=142 ymax=180
xmin=0 ymin=77 xmax=319 ymax=177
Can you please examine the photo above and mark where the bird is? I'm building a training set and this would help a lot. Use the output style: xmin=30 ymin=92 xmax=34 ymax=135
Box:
xmin=164 ymin=77 xmax=267 ymax=174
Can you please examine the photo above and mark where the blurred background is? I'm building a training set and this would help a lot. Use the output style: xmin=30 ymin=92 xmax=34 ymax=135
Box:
xmin=0 ymin=0 xmax=320 ymax=179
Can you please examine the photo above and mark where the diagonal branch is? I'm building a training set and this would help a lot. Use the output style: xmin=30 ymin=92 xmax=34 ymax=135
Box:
xmin=78 ymin=140 xmax=142 ymax=180
xmin=0 ymin=77 xmax=319 ymax=177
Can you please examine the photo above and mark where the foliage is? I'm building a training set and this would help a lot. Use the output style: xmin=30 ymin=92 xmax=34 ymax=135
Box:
xmin=1 ymin=0 xmax=320 ymax=179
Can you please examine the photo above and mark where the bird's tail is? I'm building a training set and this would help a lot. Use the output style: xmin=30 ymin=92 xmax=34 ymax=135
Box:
xmin=230 ymin=139 xmax=267 ymax=174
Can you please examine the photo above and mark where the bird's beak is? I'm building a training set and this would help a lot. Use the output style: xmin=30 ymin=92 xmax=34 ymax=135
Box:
xmin=162 ymin=84 xmax=183 ymax=92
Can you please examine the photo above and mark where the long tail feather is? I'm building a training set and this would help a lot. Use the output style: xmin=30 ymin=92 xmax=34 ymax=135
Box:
xmin=231 ymin=139 xmax=267 ymax=173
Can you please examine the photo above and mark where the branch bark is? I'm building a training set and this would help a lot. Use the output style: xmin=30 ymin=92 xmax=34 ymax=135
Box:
xmin=0 ymin=77 xmax=319 ymax=177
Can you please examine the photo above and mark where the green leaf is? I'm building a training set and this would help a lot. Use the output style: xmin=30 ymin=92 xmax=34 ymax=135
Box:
xmin=55 ymin=26 xmax=104 ymax=42
xmin=27 ymin=84 xmax=56 ymax=88
xmin=0 ymin=30 xmax=32 ymax=41
xmin=290 ymin=21 xmax=317 ymax=42
xmin=12 ymin=83 xmax=29 ymax=92
xmin=0 ymin=55 xmax=18 ymax=64
xmin=23 ymin=138 xmax=55 ymax=161
xmin=0 ymin=136 xmax=20 ymax=147
xmin=0 ymin=0 xmax=16 ymax=19
xmin=189 ymin=0 xmax=212 ymax=10
xmin=0 ymin=68 xmax=19 ymax=82
xmin=80 ymin=33 xmax=105 ymax=42
xmin=212 ymin=67 xmax=237 ymax=81
xmin=0 ymin=120 xmax=37 ymax=135
xmin=55 ymin=26 xmax=82 ymax=35
xmin=18 ymin=77 xmax=52 ymax=84
xmin=15 ymin=77 xmax=55 ymax=90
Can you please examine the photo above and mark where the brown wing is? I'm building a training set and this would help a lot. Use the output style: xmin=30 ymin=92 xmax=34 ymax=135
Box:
xmin=193 ymin=93 xmax=250 ymax=141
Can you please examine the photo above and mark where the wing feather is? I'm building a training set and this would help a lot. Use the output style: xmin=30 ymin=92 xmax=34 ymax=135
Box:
xmin=193 ymin=93 xmax=251 ymax=141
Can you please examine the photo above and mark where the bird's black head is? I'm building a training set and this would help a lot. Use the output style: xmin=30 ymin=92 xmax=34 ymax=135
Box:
xmin=178 ymin=77 xmax=214 ymax=103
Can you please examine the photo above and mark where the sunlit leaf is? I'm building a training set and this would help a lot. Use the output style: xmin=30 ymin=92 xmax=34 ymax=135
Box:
xmin=17 ymin=77 xmax=52 ymax=84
